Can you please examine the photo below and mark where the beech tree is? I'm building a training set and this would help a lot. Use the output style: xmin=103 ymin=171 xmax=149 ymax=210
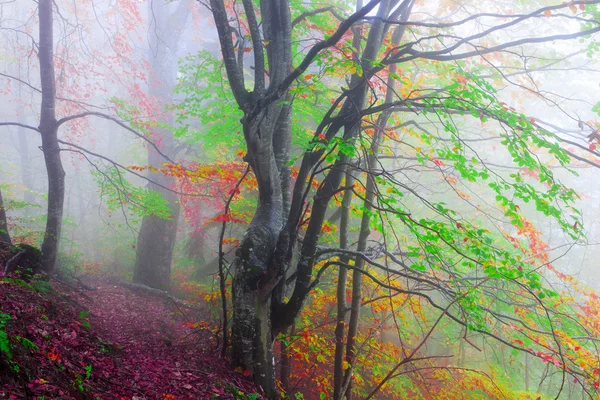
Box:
xmin=133 ymin=0 xmax=193 ymax=290
xmin=0 ymin=0 xmax=169 ymax=273
xmin=202 ymin=0 xmax=600 ymax=396
xmin=0 ymin=188 xmax=11 ymax=245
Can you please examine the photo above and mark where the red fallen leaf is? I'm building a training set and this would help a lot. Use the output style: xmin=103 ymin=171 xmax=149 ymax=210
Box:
xmin=594 ymin=381 xmax=600 ymax=389
xmin=242 ymin=369 xmax=252 ymax=377
xmin=590 ymin=143 xmax=597 ymax=151
xmin=593 ymin=367 xmax=600 ymax=376
xmin=318 ymin=133 xmax=326 ymax=140
xmin=544 ymin=10 xmax=552 ymax=17
xmin=432 ymin=158 xmax=444 ymax=166
xmin=529 ymin=117 xmax=536 ymax=124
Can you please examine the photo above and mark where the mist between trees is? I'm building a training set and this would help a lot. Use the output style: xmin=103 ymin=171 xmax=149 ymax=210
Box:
xmin=1 ymin=0 xmax=600 ymax=398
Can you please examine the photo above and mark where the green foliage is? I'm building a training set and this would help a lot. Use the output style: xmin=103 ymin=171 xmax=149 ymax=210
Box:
xmin=73 ymin=364 xmax=92 ymax=393
xmin=79 ymin=310 xmax=91 ymax=330
xmin=0 ymin=313 xmax=12 ymax=358
xmin=91 ymin=166 xmax=173 ymax=220
xmin=172 ymin=50 xmax=243 ymax=158
xmin=31 ymin=279 xmax=53 ymax=294
xmin=15 ymin=336 xmax=39 ymax=351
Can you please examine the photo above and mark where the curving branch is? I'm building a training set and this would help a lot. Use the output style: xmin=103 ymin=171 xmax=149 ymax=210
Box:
xmin=0 ymin=122 xmax=40 ymax=132
xmin=55 ymin=111 xmax=176 ymax=164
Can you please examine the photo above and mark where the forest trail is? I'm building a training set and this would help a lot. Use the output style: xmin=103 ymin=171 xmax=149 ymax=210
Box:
xmin=0 ymin=278 xmax=262 ymax=400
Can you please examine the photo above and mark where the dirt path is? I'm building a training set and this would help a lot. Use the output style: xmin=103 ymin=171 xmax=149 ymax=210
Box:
xmin=67 ymin=282 xmax=261 ymax=399
xmin=0 ymin=275 xmax=261 ymax=399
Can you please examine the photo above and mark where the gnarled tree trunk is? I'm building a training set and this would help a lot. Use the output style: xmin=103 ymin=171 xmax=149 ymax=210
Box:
xmin=209 ymin=0 xmax=386 ymax=396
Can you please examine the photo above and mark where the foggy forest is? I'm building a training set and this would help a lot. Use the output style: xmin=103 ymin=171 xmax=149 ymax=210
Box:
xmin=1 ymin=0 xmax=600 ymax=399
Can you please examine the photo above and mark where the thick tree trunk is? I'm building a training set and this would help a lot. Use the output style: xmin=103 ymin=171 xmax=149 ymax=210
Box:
xmin=133 ymin=173 xmax=179 ymax=290
xmin=0 ymin=188 xmax=11 ymax=245
xmin=232 ymin=115 xmax=285 ymax=398
xmin=38 ymin=0 xmax=65 ymax=273
xmin=133 ymin=136 xmax=180 ymax=291
xmin=209 ymin=0 xmax=384 ymax=396
xmin=133 ymin=0 xmax=189 ymax=290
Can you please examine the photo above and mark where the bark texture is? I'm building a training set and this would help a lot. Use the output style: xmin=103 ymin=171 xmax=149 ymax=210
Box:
xmin=133 ymin=1 xmax=190 ymax=290
xmin=0 ymin=188 xmax=11 ymax=245
xmin=38 ymin=0 xmax=65 ymax=273
xmin=208 ymin=0 xmax=387 ymax=396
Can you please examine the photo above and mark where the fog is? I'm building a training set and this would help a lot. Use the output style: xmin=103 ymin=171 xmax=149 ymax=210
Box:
xmin=1 ymin=0 xmax=600 ymax=399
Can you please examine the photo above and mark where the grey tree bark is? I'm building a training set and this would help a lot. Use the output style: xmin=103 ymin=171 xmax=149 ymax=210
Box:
xmin=0 ymin=188 xmax=11 ymax=245
xmin=333 ymin=167 xmax=356 ymax=400
xmin=133 ymin=0 xmax=191 ymax=291
xmin=340 ymin=4 xmax=412 ymax=397
xmin=209 ymin=0 xmax=385 ymax=396
xmin=38 ymin=0 xmax=65 ymax=273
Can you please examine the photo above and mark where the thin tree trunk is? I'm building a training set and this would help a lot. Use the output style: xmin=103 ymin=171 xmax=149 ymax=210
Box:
xmin=280 ymin=321 xmax=295 ymax=394
xmin=18 ymin=122 xmax=35 ymax=204
xmin=341 ymin=4 xmax=411 ymax=395
xmin=39 ymin=0 xmax=65 ymax=273
xmin=333 ymin=168 xmax=356 ymax=400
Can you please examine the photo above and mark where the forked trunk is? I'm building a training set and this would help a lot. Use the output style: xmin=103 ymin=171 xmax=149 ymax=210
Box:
xmin=231 ymin=114 xmax=285 ymax=398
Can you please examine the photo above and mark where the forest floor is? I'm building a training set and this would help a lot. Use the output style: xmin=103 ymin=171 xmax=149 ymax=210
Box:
xmin=0 ymin=275 xmax=263 ymax=399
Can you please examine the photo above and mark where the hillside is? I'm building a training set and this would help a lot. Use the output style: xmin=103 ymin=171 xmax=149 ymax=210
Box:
xmin=0 ymin=274 xmax=263 ymax=399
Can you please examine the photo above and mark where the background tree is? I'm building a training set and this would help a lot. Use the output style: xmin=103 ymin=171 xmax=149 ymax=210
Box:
xmin=0 ymin=188 xmax=11 ymax=245
xmin=133 ymin=0 xmax=193 ymax=291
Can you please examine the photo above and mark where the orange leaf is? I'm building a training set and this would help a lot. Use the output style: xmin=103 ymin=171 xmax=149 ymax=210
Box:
xmin=544 ymin=10 xmax=552 ymax=17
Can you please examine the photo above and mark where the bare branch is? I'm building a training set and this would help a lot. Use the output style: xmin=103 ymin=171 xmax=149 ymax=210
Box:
xmin=55 ymin=111 xmax=176 ymax=164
